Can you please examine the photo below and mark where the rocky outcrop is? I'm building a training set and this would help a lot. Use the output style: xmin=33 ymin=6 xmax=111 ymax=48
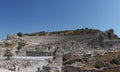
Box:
xmin=42 ymin=66 xmax=60 ymax=72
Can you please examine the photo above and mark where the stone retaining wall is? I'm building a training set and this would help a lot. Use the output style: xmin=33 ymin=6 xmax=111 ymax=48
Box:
xmin=23 ymin=34 xmax=97 ymax=43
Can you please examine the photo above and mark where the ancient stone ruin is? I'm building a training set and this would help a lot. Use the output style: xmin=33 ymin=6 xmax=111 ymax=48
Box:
xmin=0 ymin=29 xmax=120 ymax=72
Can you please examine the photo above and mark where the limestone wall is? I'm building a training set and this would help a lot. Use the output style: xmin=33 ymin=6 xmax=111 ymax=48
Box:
xmin=23 ymin=33 xmax=97 ymax=43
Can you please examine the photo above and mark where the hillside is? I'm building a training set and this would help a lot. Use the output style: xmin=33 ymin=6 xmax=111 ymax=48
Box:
xmin=23 ymin=28 xmax=101 ymax=36
xmin=0 ymin=28 xmax=120 ymax=72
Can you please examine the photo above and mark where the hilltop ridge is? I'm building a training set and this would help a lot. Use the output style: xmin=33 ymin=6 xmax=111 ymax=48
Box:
xmin=23 ymin=28 xmax=101 ymax=36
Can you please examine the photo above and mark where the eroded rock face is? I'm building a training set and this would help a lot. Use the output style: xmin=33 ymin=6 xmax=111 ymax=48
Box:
xmin=84 ymin=29 xmax=119 ymax=50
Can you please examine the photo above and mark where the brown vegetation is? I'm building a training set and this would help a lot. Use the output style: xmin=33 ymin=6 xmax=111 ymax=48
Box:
xmin=24 ymin=28 xmax=101 ymax=36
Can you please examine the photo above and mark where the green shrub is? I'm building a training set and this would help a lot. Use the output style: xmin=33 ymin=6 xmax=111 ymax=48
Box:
xmin=94 ymin=62 xmax=102 ymax=68
xmin=111 ymin=58 xmax=120 ymax=65
xmin=101 ymin=63 xmax=109 ymax=68
xmin=94 ymin=62 xmax=110 ymax=69
xmin=4 ymin=49 xmax=13 ymax=60
xmin=17 ymin=45 xmax=21 ymax=50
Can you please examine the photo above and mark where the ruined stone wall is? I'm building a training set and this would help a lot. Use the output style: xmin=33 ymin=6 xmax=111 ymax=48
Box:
xmin=23 ymin=33 xmax=97 ymax=43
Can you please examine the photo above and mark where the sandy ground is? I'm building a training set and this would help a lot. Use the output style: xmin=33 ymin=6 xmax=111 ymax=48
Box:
xmin=0 ymin=68 xmax=13 ymax=72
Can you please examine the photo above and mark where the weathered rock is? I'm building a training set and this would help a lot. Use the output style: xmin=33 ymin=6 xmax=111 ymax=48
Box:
xmin=42 ymin=66 xmax=60 ymax=72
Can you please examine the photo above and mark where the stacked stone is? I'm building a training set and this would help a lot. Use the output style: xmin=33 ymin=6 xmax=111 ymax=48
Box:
xmin=0 ymin=59 xmax=39 ymax=71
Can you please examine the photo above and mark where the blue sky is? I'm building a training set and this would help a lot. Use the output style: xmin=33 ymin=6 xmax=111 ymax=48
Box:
xmin=0 ymin=0 xmax=120 ymax=40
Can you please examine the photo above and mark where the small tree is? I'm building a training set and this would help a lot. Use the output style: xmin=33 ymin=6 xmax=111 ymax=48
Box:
xmin=17 ymin=32 xmax=23 ymax=37
xmin=17 ymin=45 xmax=21 ymax=50
xmin=4 ymin=49 xmax=13 ymax=60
